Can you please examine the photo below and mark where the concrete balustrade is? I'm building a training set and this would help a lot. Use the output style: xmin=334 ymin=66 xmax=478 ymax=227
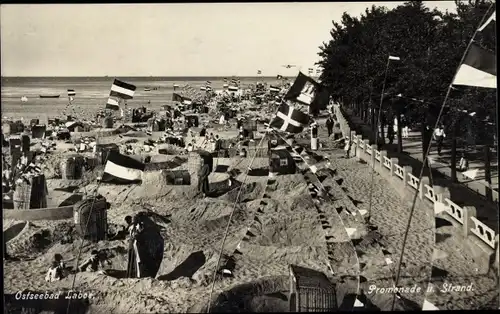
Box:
xmin=379 ymin=151 xmax=388 ymax=171
xmin=444 ymin=198 xmax=464 ymax=224
xmin=463 ymin=206 xmax=477 ymax=238
xmin=370 ymin=145 xmax=377 ymax=166
xmin=419 ymin=176 xmax=429 ymax=200
xmin=469 ymin=216 xmax=496 ymax=249
xmin=408 ymin=173 xmax=420 ymax=190
xmin=333 ymin=103 xmax=499 ymax=261
xmin=402 ymin=166 xmax=412 ymax=188
xmin=433 ymin=186 xmax=450 ymax=204
xmin=364 ymin=140 xmax=371 ymax=155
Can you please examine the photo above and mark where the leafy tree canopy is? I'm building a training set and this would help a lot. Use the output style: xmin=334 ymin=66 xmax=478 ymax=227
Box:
xmin=317 ymin=0 xmax=496 ymax=140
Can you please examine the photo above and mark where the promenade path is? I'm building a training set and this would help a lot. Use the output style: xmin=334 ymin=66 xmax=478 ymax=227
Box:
xmin=315 ymin=114 xmax=498 ymax=310
xmin=341 ymin=109 xmax=498 ymax=233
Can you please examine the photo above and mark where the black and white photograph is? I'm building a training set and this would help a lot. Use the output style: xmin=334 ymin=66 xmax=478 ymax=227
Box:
xmin=1 ymin=2 xmax=498 ymax=313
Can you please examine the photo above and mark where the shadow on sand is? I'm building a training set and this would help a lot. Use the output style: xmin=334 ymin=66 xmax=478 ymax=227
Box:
xmin=158 ymin=251 xmax=206 ymax=281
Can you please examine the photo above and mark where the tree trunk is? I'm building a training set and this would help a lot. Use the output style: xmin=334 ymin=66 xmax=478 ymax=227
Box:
xmin=397 ymin=113 xmax=403 ymax=153
xmin=365 ymin=101 xmax=370 ymax=123
xmin=451 ymin=123 xmax=458 ymax=183
xmin=379 ymin=114 xmax=386 ymax=146
xmin=371 ymin=107 xmax=376 ymax=132
xmin=484 ymin=145 xmax=492 ymax=201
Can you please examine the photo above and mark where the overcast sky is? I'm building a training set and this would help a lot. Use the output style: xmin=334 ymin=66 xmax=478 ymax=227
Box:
xmin=1 ymin=2 xmax=457 ymax=77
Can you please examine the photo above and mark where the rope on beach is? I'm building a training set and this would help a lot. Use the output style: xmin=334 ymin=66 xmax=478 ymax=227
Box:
xmin=66 ymin=153 xmax=110 ymax=314
xmin=275 ymin=133 xmax=362 ymax=302
xmin=206 ymin=132 xmax=268 ymax=312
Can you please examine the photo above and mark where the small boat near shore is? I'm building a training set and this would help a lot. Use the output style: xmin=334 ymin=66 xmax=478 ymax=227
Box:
xmin=39 ymin=95 xmax=60 ymax=99
xmin=144 ymin=88 xmax=151 ymax=92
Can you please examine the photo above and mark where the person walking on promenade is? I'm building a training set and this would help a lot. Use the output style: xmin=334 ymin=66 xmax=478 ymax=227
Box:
xmin=326 ymin=116 xmax=334 ymax=137
xmin=387 ymin=122 xmax=395 ymax=145
xmin=344 ymin=136 xmax=351 ymax=158
xmin=433 ymin=125 xmax=446 ymax=156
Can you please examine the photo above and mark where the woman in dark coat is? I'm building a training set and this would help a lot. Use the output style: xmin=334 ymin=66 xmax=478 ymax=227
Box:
xmin=127 ymin=214 xmax=164 ymax=278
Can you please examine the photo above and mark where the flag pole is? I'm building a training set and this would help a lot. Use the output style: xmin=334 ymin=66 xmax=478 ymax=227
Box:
xmin=390 ymin=3 xmax=496 ymax=310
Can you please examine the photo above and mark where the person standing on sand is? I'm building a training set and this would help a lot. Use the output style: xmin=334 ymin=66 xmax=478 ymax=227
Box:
xmin=198 ymin=159 xmax=211 ymax=197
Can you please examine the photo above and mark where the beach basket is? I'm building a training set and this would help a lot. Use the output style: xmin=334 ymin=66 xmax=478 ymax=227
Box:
xmin=103 ymin=117 xmax=114 ymax=129
xmin=31 ymin=124 xmax=47 ymax=138
xmin=95 ymin=144 xmax=120 ymax=165
xmin=74 ymin=195 xmax=108 ymax=242
xmin=289 ymin=264 xmax=337 ymax=312
xmin=186 ymin=115 xmax=199 ymax=128
xmin=9 ymin=136 xmax=22 ymax=156
xmin=163 ymin=170 xmax=191 ymax=185
xmin=30 ymin=119 xmax=40 ymax=127
xmin=13 ymin=174 xmax=48 ymax=210
xmin=60 ymin=155 xmax=85 ymax=180
xmin=243 ymin=120 xmax=257 ymax=131
xmin=270 ymin=149 xmax=296 ymax=175
xmin=21 ymin=134 xmax=30 ymax=153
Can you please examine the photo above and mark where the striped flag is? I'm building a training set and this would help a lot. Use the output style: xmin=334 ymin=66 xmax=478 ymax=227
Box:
xmin=101 ymin=151 xmax=145 ymax=184
xmin=110 ymin=79 xmax=136 ymax=99
xmin=106 ymin=97 xmax=120 ymax=110
xmin=269 ymin=85 xmax=280 ymax=93
xmin=478 ymin=10 xmax=495 ymax=32
xmin=453 ymin=44 xmax=496 ymax=89
xmin=270 ymin=102 xmax=309 ymax=133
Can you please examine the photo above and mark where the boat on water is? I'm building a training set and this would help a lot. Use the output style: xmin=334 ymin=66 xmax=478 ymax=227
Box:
xmin=144 ymin=88 xmax=151 ymax=92
xmin=39 ymin=95 xmax=60 ymax=99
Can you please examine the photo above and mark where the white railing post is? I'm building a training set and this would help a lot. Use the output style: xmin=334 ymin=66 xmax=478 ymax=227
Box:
xmin=419 ymin=177 xmax=430 ymax=200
